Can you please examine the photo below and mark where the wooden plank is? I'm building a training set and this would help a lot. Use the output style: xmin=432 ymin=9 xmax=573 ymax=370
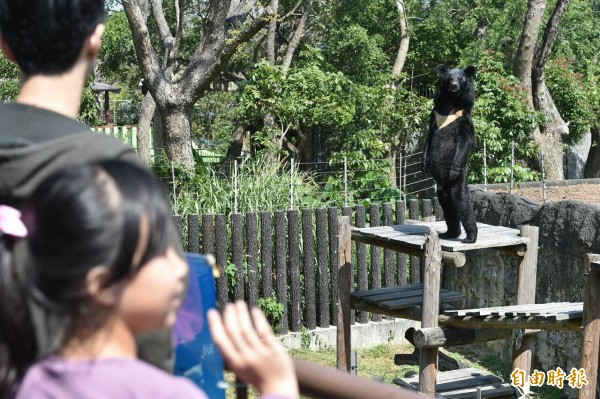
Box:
xmin=289 ymin=210 xmax=301 ymax=332
xmin=395 ymin=200 xmax=407 ymax=285
xmin=445 ymin=302 xmax=571 ymax=317
xmin=379 ymin=292 xmax=464 ymax=310
xmin=260 ymin=212 xmax=273 ymax=298
xmin=352 ymin=283 xmax=424 ymax=298
xmin=275 ymin=210 xmax=288 ymax=334
xmin=350 ymin=301 xmax=582 ymax=331
xmin=357 ymin=288 xmax=461 ymax=307
xmin=329 ymin=207 xmax=339 ymax=325
xmin=369 ymin=204 xmax=383 ymax=322
xmin=232 ymin=213 xmax=244 ymax=301
xmin=246 ymin=212 xmax=259 ymax=310
xmin=316 ymin=208 xmax=329 ymax=328
xmin=215 ymin=214 xmax=228 ymax=307
xmin=355 ymin=205 xmax=369 ymax=323
xmin=302 ymin=209 xmax=316 ymax=331
xmin=352 ymin=222 xmax=529 ymax=254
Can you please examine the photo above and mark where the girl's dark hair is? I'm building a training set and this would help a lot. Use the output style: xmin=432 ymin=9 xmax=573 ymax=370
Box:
xmin=0 ymin=0 xmax=106 ymax=75
xmin=0 ymin=160 xmax=172 ymax=397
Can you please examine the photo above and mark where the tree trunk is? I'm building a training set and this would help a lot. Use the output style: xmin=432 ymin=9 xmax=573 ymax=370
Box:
xmin=392 ymin=0 xmax=409 ymax=77
xmin=514 ymin=0 xmax=570 ymax=180
xmin=160 ymin=105 xmax=195 ymax=171
xmin=137 ymin=91 xmax=156 ymax=165
xmin=224 ymin=123 xmax=246 ymax=165
xmin=584 ymin=127 xmax=600 ymax=178
xmin=153 ymin=108 xmax=164 ymax=159
xmin=530 ymin=0 xmax=570 ymax=180
xmin=513 ymin=0 xmax=546 ymax=94
xmin=532 ymin=79 xmax=568 ymax=179
xmin=267 ymin=0 xmax=279 ymax=64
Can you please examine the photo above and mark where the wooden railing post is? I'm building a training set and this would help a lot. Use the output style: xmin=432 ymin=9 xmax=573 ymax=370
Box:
xmin=337 ymin=216 xmax=352 ymax=372
xmin=511 ymin=225 xmax=539 ymax=377
xmin=419 ymin=227 xmax=442 ymax=396
xmin=579 ymin=254 xmax=600 ymax=399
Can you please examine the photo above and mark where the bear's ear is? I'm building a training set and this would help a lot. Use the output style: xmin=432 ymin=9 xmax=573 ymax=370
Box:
xmin=465 ymin=65 xmax=476 ymax=78
xmin=436 ymin=64 xmax=448 ymax=76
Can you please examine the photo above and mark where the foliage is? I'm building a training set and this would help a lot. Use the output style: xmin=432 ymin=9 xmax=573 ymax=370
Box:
xmin=469 ymin=53 xmax=542 ymax=183
xmin=546 ymin=59 xmax=595 ymax=145
xmin=78 ymin=85 xmax=102 ymax=126
xmin=257 ymin=295 xmax=285 ymax=326
xmin=241 ymin=62 xmax=355 ymax=141
xmin=0 ymin=56 xmax=19 ymax=102
xmin=98 ymin=11 xmax=143 ymax=98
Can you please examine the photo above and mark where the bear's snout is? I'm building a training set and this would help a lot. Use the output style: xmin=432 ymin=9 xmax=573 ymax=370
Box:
xmin=448 ymin=79 xmax=461 ymax=93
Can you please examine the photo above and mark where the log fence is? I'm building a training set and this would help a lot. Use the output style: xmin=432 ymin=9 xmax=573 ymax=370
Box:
xmin=174 ymin=199 xmax=441 ymax=333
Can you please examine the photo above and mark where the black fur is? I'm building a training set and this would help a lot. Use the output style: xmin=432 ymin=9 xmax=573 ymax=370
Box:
xmin=423 ymin=65 xmax=478 ymax=243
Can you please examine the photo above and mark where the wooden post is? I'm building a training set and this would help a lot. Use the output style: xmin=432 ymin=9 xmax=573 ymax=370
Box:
xmin=337 ymin=216 xmax=352 ymax=372
xmin=511 ymin=225 xmax=539 ymax=377
xmin=578 ymin=255 xmax=600 ymax=399
xmin=419 ymin=228 xmax=442 ymax=396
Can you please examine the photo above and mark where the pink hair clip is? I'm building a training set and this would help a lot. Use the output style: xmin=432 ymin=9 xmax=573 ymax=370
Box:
xmin=0 ymin=205 xmax=28 ymax=238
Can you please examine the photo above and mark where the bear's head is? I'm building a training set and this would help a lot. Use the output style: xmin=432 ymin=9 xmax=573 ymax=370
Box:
xmin=436 ymin=64 xmax=476 ymax=95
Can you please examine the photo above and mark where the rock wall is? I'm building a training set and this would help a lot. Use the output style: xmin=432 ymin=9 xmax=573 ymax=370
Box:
xmin=442 ymin=187 xmax=600 ymax=391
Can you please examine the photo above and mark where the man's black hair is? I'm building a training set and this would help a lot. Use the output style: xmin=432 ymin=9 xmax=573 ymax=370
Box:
xmin=0 ymin=0 xmax=105 ymax=75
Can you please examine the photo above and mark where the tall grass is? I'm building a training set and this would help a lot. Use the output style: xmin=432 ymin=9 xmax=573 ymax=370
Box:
xmin=153 ymin=155 xmax=329 ymax=216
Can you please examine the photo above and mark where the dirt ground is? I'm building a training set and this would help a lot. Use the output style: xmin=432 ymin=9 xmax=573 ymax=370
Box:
xmin=491 ymin=183 xmax=600 ymax=207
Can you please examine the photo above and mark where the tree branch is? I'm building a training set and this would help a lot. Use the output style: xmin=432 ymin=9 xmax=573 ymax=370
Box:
xmin=392 ymin=0 xmax=409 ymax=77
xmin=180 ymin=6 xmax=272 ymax=102
xmin=281 ymin=0 xmax=312 ymax=73
xmin=532 ymin=0 xmax=570 ymax=83
xmin=513 ymin=0 xmax=546 ymax=86
xmin=122 ymin=0 xmax=164 ymax=93
xmin=151 ymin=0 xmax=175 ymax=50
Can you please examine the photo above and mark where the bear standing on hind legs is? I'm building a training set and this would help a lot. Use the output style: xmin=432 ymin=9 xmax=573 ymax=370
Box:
xmin=423 ymin=64 xmax=478 ymax=243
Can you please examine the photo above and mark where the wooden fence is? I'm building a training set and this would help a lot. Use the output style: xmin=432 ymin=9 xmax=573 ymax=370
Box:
xmin=173 ymin=198 xmax=443 ymax=334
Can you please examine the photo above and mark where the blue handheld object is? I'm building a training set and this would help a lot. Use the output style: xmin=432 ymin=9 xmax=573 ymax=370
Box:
xmin=173 ymin=254 xmax=225 ymax=399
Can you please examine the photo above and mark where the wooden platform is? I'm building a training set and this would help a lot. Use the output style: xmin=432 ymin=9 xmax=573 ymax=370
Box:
xmin=351 ymin=284 xmax=465 ymax=311
xmin=352 ymin=222 xmax=529 ymax=255
xmin=394 ymin=368 xmax=516 ymax=399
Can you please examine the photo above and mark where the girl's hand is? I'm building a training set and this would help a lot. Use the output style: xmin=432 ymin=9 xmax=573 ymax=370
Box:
xmin=208 ymin=301 xmax=299 ymax=398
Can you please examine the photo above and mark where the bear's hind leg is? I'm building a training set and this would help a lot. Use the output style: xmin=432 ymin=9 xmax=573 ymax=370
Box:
xmin=437 ymin=185 xmax=461 ymax=239
xmin=450 ymin=179 xmax=478 ymax=243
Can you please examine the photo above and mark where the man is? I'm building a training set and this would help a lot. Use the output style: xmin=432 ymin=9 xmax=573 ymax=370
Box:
xmin=0 ymin=0 xmax=175 ymax=372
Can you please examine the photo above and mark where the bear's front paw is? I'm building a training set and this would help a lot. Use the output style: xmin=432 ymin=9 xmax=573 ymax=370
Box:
xmin=449 ymin=166 xmax=462 ymax=181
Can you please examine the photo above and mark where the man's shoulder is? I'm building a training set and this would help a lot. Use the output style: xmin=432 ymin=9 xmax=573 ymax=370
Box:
xmin=0 ymin=103 xmax=99 ymax=145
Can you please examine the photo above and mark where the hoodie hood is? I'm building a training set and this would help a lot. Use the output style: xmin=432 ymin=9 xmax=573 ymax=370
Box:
xmin=0 ymin=103 xmax=137 ymax=207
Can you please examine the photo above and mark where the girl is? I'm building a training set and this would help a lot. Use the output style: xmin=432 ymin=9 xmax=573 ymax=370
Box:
xmin=0 ymin=160 xmax=298 ymax=399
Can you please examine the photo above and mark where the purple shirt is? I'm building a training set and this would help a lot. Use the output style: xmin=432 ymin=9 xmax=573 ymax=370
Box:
xmin=16 ymin=357 xmax=207 ymax=399
xmin=16 ymin=357 xmax=296 ymax=399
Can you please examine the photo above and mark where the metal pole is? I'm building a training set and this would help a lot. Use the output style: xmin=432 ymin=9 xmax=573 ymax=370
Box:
xmin=510 ymin=138 xmax=515 ymax=193
xmin=234 ymin=160 xmax=239 ymax=214
xmin=171 ymin=160 xmax=178 ymax=215
xmin=290 ymin=158 xmax=295 ymax=209
xmin=541 ymin=150 xmax=547 ymax=203
xmin=398 ymin=151 xmax=403 ymax=191
xmin=403 ymin=150 xmax=407 ymax=204
xmin=344 ymin=156 xmax=348 ymax=207
xmin=483 ymin=139 xmax=488 ymax=191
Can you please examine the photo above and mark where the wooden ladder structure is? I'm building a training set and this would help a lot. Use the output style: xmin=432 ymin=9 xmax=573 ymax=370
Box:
xmin=336 ymin=219 xmax=600 ymax=398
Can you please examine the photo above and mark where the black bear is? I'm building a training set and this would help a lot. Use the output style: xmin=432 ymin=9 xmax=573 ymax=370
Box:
xmin=423 ymin=64 xmax=478 ymax=243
